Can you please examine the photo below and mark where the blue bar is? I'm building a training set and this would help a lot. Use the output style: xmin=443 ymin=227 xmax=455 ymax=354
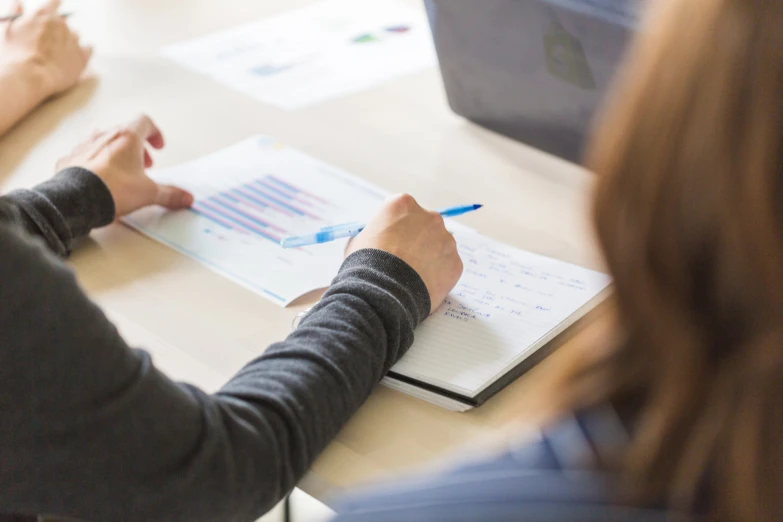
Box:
xmin=189 ymin=207 xmax=232 ymax=230
xmin=231 ymin=188 xmax=269 ymax=208
xmin=266 ymin=176 xmax=301 ymax=194
xmin=199 ymin=203 xmax=281 ymax=245
xmin=243 ymin=184 xmax=307 ymax=216
xmin=210 ymin=197 xmax=270 ymax=229
xmin=255 ymin=179 xmax=293 ymax=200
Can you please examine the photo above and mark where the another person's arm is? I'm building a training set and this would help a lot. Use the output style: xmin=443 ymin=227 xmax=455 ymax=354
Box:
xmin=0 ymin=117 xmax=462 ymax=522
xmin=330 ymin=410 xmax=676 ymax=522
xmin=0 ymin=0 xmax=92 ymax=136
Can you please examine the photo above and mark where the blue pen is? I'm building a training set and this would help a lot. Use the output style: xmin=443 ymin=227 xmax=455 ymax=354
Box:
xmin=281 ymin=204 xmax=483 ymax=249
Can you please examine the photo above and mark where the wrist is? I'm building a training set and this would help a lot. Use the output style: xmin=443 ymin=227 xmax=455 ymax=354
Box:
xmin=31 ymin=167 xmax=116 ymax=243
xmin=2 ymin=59 xmax=49 ymax=106
xmin=337 ymin=249 xmax=431 ymax=324
xmin=0 ymin=60 xmax=49 ymax=134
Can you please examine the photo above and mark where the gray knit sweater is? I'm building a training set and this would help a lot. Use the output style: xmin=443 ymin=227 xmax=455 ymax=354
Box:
xmin=0 ymin=168 xmax=431 ymax=522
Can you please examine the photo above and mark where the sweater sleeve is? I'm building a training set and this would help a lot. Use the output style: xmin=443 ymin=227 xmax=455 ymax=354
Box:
xmin=0 ymin=167 xmax=115 ymax=256
xmin=0 ymin=213 xmax=430 ymax=522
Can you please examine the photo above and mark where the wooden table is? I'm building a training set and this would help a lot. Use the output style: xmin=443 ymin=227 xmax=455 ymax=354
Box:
xmin=0 ymin=0 xmax=608 ymax=505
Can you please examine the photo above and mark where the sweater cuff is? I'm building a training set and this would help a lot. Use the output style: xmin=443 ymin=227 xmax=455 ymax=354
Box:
xmin=338 ymin=248 xmax=431 ymax=324
xmin=8 ymin=168 xmax=115 ymax=255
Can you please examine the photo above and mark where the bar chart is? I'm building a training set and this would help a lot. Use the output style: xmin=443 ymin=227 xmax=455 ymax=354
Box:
xmin=190 ymin=174 xmax=329 ymax=246
xmin=124 ymin=137 xmax=387 ymax=305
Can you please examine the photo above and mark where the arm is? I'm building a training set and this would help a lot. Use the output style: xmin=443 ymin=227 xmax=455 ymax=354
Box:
xmin=0 ymin=59 xmax=46 ymax=136
xmin=0 ymin=114 xmax=460 ymax=522
xmin=330 ymin=411 xmax=678 ymax=522
xmin=0 ymin=224 xmax=429 ymax=522
xmin=0 ymin=167 xmax=115 ymax=256
xmin=0 ymin=0 xmax=92 ymax=136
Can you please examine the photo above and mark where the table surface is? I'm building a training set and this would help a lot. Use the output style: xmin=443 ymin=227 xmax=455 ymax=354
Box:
xmin=0 ymin=0 xmax=609 ymax=505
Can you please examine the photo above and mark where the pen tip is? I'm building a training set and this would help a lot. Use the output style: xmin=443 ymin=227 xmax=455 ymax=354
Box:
xmin=474 ymin=204 xmax=483 ymax=210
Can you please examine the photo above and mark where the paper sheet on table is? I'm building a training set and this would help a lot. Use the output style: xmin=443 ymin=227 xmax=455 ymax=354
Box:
xmin=388 ymin=232 xmax=612 ymax=397
xmin=162 ymin=0 xmax=437 ymax=110
xmin=123 ymin=136 xmax=388 ymax=306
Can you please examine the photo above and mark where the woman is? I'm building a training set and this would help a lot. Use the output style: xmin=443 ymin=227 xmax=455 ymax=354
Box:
xmin=0 ymin=2 xmax=464 ymax=520
xmin=332 ymin=0 xmax=783 ymax=520
xmin=0 ymin=111 xmax=462 ymax=522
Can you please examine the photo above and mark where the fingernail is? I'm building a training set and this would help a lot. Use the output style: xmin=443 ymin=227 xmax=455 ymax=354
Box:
xmin=183 ymin=193 xmax=193 ymax=206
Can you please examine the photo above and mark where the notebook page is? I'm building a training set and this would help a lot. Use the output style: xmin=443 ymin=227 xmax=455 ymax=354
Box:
xmin=390 ymin=232 xmax=612 ymax=396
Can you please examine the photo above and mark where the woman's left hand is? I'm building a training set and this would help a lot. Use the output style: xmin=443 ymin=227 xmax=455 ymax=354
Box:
xmin=56 ymin=114 xmax=194 ymax=217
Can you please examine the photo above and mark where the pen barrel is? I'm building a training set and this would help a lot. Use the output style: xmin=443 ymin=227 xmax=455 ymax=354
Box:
xmin=438 ymin=204 xmax=480 ymax=218
xmin=280 ymin=225 xmax=365 ymax=248
xmin=281 ymin=204 xmax=480 ymax=248
xmin=319 ymin=221 xmax=364 ymax=232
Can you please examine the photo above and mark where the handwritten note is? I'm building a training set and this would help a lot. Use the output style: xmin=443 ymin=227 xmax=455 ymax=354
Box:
xmin=390 ymin=232 xmax=611 ymax=396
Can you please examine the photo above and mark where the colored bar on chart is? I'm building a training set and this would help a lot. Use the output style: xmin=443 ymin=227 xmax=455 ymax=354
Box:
xmin=250 ymin=182 xmax=322 ymax=220
xmin=198 ymin=200 xmax=282 ymax=244
xmin=266 ymin=175 xmax=331 ymax=205
xmin=243 ymin=184 xmax=304 ymax=217
xmin=210 ymin=195 xmax=288 ymax=234
xmin=231 ymin=188 xmax=277 ymax=212
xmin=255 ymin=179 xmax=294 ymax=200
xmin=258 ymin=177 xmax=315 ymax=208
xmin=231 ymin=190 xmax=287 ymax=219
xmin=219 ymin=192 xmax=244 ymax=204
xmin=190 ymin=205 xmax=245 ymax=234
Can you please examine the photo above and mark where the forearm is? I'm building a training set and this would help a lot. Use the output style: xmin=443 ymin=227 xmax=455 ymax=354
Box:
xmin=0 ymin=167 xmax=115 ymax=255
xmin=0 ymin=222 xmax=429 ymax=522
xmin=0 ymin=62 xmax=45 ymax=136
xmin=212 ymin=249 xmax=430 ymax=512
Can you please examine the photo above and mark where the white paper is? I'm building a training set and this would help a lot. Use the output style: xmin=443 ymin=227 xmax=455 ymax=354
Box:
xmin=162 ymin=0 xmax=437 ymax=110
xmin=390 ymin=232 xmax=612 ymax=397
xmin=123 ymin=136 xmax=387 ymax=306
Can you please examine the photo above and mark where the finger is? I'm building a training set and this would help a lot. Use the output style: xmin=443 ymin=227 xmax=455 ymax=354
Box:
xmin=144 ymin=148 xmax=153 ymax=169
xmin=127 ymin=114 xmax=165 ymax=149
xmin=1 ymin=2 xmax=21 ymax=32
xmin=87 ymin=129 xmax=104 ymax=142
xmin=81 ymin=45 xmax=93 ymax=66
xmin=155 ymin=184 xmax=193 ymax=210
xmin=386 ymin=193 xmax=420 ymax=215
xmin=36 ymin=0 xmax=61 ymax=16
xmin=146 ymin=121 xmax=165 ymax=150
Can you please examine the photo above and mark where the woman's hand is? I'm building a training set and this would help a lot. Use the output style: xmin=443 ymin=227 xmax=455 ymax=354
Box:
xmin=1 ymin=0 xmax=92 ymax=102
xmin=56 ymin=115 xmax=194 ymax=217
xmin=346 ymin=194 xmax=463 ymax=313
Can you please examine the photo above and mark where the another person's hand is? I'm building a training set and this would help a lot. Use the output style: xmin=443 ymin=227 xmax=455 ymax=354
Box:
xmin=56 ymin=115 xmax=194 ymax=217
xmin=346 ymin=194 xmax=463 ymax=314
xmin=0 ymin=0 xmax=92 ymax=102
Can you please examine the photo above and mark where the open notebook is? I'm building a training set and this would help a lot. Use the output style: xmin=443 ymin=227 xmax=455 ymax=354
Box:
xmin=382 ymin=231 xmax=612 ymax=411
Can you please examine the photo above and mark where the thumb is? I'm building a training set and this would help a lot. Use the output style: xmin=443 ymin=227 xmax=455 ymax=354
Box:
xmin=36 ymin=0 xmax=60 ymax=16
xmin=155 ymin=184 xmax=193 ymax=210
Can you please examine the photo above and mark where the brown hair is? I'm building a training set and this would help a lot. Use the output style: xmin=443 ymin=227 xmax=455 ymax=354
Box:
xmin=563 ymin=0 xmax=783 ymax=519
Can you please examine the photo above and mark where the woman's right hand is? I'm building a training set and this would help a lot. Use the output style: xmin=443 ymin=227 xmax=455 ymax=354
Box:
xmin=346 ymin=194 xmax=463 ymax=314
